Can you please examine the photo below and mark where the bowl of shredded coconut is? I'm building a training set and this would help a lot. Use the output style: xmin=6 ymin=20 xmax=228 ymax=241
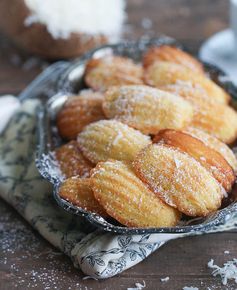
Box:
xmin=0 ymin=0 xmax=126 ymax=59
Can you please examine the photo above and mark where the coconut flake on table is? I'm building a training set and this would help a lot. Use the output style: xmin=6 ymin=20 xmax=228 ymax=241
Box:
xmin=208 ymin=258 xmax=237 ymax=286
xmin=24 ymin=0 xmax=126 ymax=40
xmin=160 ymin=276 xmax=170 ymax=282
xmin=127 ymin=280 xmax=146 ymax=290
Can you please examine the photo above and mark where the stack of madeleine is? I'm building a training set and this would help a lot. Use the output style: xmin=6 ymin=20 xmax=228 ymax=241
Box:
xmin=55 ymin=45 xmax=237 ymax=228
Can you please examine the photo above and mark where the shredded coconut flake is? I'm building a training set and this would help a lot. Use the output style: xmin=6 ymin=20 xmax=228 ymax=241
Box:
xmin=127 ymin=280 xmax=146 ymax=290
xmin=24 ymin=0 xmax=126 ymax=40
xmin=183 ymin=287 xmax=199 ymax=290
xmin=160 ymin=276 xmax=169 ymax=282
xmin=208 ymin=258 xmax=237 ymax=286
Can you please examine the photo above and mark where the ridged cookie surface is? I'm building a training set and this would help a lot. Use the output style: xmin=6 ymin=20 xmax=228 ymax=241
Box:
xmin=185 ymin=127 xmax=237 ymax=173
xmin=77 ymin=120 xmax=151 ymax=164
xmin=144 ymin=61 xmax=230 ymax=104
xmin=91 ymin=160 xmax=181 ymax=227
xmin=160 ymin=84 xmax=237 ymax=143
xmin=57 ymin=91 xmax=105 ymax=140
xmin=103 ymin=85 xmax=193 ymax=134
xmin=85 ymin=56 xmax=143 ymax=92
xmin=55 ymin=141 xmax=93 ymax=178
xmin=59 ymin=177 xmax=107 ymax=216
xmin=143 ymin=45 xmax=204 ymax=73
xmin=134 ymin=144 xmax=224 ymax=217
xmin=153 ymin=129 xmax=235 ymax=192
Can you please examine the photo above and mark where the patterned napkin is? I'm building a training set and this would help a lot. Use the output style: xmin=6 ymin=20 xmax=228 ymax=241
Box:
xmin=0 ymin=97 xmax=236 ymax=279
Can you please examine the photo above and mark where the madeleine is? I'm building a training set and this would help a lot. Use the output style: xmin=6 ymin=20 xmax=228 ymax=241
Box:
xmin=143 ymin=45 xmax=204 ymax=74
xmin=85 ymin=56 xmax=143 ymax=92
xmin=144 ymin=61 xmax=230 ymax=104
xmin=55 ymin=140 xmax=93 ymax=178
xmin=59 ymin=177 xmax=107 ymax=216
xmin=103 ymin=85 xmax=193 ymax=134
xmin=91 ymin=160 xmax=181 ymax=227
xmin=134 ymin=144 xmax=224 ymax=217
xmin=153 ymin=129 xmax=235 ymax=192
xmin=57 ymin=90 xmax=105 ymax=140
xmin=185 ymin=127 xmax=237 ymax=173
xmin=77 ymin=120 xmax=151 ymax=164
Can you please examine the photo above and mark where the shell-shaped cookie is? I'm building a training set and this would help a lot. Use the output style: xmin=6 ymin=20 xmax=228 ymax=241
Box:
xmin=160 ymin=83 xmax=215 ymax=105
xmin=185 ymin=127 xmax=237 ymax=173
xmin=134 ymin=144 xmax=225 ymax=217
xmin=144 ymin=61 xmax=230 ymax=104
xmin=77 ymin=120 xmax=151 ymax=164
xmin=57 ymin=90 xmax=105 ymax=140
xmin=143 ymin=45 xmax=204 ymax=73
xmin=58 ymin=177 xmax=107 ymax=216
xmin=90 ymin=160 xmax=181 ymax=227
xmin=84 ymin=56 xmax=143 ymax=92
xmin=160 ymin=84 xmax=237 ymax=143
xmin=190 ymin=100 xmax=237 ymax=144
xmin=55 ymin=140 xmax=93 ymax=178
xmin=103 ymin=85 xmax=193 ymax=134
xmin=153 ymin=129 xmax=235 ymax=192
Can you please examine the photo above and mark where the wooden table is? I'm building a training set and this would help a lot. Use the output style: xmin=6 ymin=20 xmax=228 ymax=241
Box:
xmin=1 ymin=1 xmax=236 ymax=289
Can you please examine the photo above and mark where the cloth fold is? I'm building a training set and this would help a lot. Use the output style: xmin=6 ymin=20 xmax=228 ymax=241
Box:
xmin=0 ymin=98 xmax=236 ymax=279
xmin=0 ymin=99 xmax=180 ymax=278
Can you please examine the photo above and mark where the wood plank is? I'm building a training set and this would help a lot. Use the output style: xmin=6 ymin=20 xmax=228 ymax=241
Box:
xmin=0 ymin=1 xmax=235 ymax=289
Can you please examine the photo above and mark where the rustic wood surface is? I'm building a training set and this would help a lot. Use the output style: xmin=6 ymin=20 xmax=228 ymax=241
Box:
xmin=1 ymin=1 xmax=236 ymax=289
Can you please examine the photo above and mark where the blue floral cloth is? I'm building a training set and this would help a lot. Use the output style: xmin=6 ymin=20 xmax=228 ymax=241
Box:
xmin=0 ymin=99 xmax=183 ymax=278
xmin=0 ymin=99 xmax=236 ymax=279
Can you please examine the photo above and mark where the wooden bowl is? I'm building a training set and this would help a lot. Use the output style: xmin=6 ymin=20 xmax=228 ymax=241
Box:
xmin=0 ymin=0 xmax=108 ymax=59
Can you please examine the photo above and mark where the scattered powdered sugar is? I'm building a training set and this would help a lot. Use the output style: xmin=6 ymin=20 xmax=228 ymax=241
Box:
xmin=208 ymin=258 xmax=237 ymax=285
xmin=38 ymin=151 xmax=65 ymax=182
xmin=1 ymin=202 xmax=94 ymax=289
xmin=160 ymin=276 xmax=170 ymax=282
xmin=127 ymin=280 xmax=146 ymax=290
xmin=24 ymin=0 xmax=126 ymax=40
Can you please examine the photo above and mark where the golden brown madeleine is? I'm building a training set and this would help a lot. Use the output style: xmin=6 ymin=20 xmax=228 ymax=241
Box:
xmin=144 ymin=61 xmax=230 ymax=104
xmin=55 ymin=141 xmax=93 ymax=178
xmin=58 ymin=177 xmax=107 ymax=216
xmin=84 ymin=56 xmax=143 ymax=92
xmin=77 ymin=120 xmax=151 ymax=164
xmin=134 ymin=144 xmax=224 ymax=217
xmin=160 ymin=83 xmax=213 ymax=105
xmin=143 ymin=45 xmax=204 ymax=74
xmin=103 ymin=85 xmax=193 ymax=134
xmin=160 ymin=84 xmax=237 ymax=143
xmin=190 ymin=99 xmax=237 ymax=144
xmin=185 ymin=127 xmax=237 ymax=173
xmin=90 ymin=160 xmax=181 ymax=227
xmin=153 ymin=129 xmax=235 ymax=192
xmin=57 ymin=90 xmax=105 ymax=140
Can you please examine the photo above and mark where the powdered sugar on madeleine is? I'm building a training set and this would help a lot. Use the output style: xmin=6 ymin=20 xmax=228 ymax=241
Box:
xmin=133 ymin=144 xmax=225 ymax=217
xmin=103 ymin=85 xmax=193 ymax=134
